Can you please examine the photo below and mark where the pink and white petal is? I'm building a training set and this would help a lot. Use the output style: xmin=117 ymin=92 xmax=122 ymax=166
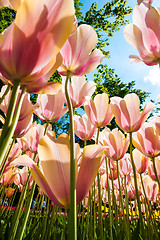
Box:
xmin=72 ymin=49 xmax=105 ymax=76
xmin=71 ymin=24 xmax=98 ymax=67
xmin=11 ymin=155 xmax=63 ymax=207
xmin=123 ymin=24 xmax=139 ymax=49
xmin=76 ymin=145 xmax=104 ymax=204
xmin=38 ymin=134 xmax=71 ymax=208
xmin=12 ymin=0 xmax=75 ymax=78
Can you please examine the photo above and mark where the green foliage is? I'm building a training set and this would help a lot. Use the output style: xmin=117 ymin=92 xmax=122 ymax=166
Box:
xmin=94 ymin=64 xmax=150 ymax=105
xmin=77 ymin=0 xmax=132 ymax=56
xmin=0 ymin=7 xmax=15 ymax=33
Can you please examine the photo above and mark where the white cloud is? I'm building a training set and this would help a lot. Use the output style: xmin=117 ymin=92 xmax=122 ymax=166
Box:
xmin=144 ymin=65 xmax=160 ymax=86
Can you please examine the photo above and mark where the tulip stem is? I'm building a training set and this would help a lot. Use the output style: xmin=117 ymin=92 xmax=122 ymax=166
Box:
xmin=0 ymin=82 xmax=26 ymax=169
xmin=129 ymin=132 xmax=144 ymax=237
xmin=96 ymin=126 xmax=103 ymax=239
xmin=65 ymin=71 xmax=77 ymax=240
xmin=0 ymin=83 xmax=11 ymax=105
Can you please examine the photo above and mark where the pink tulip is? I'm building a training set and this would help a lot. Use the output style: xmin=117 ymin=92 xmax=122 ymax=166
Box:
xmin=148 ymin=157 xmax=160 ymax=181
xmin=102 ymin=128 xmax=130 ymax=161
xmin=74 ymin=114 xmax=96 ymax=141
xmin=58 ymin=24 xmax=105 ymax=76
xmin=0 ymin=0 xmax=75 ymax=92
xmin=132 ymin=148 xmax=149 ymax=174
xmin=17 ymin=123 xmax=45 ymax=153
xmin=142 ymin=175 xmax=158 ymax=201
xmin=1 ymin=167 xmax=19 ymax=185
xmin=34 ymin=90 xmax=68 ymax=123
xmin=149 ymin=116 xmax=160 ymax=135
xmin=110 ymin=93 xmax=154 ymax=132
xmin=62 ymin=75 xmax=96 ymax=108
xmin=123 ymin=2 xmax=160 ymax=66
xmin=132 ymin=122 xmax=160 ymax=157
xmin=12 ymin=133 xmax=104 ymax=208
xmin=5 ymin=187 xmax=15 ymax=197
xmin=119 ymin=153 xmax=132 ymax=176
xmin=0 ymin=86 xmax=35 ymax=137
xmin=84 ymin=93 xmax=113 ymax=128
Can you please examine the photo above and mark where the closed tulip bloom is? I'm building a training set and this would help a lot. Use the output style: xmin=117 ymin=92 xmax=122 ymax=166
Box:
xmin=110 ymin=93 xmax=154 ymax=132
xmin=34 ymin=90 xmax=67 ymax=123
xmin=132 ymin=148 xmax=149 ymax=174
xmin=142 ymin=175 xmax=158 ymax=201
xmin=123 ymin=1 xmax=160 ymax=66
xmin=58 ymin=24 xmax=105 ymax=76
xmin=74 ymin=114 xmax=96 ymax=141
xmin=102 ymin=128 xmax=130 ymax=161
xmin=119 ymin=153 xmax=132 ymax=176
xmin=0 ymin=0 xmax=75 ymax=91
xmin=148 ymin=157 xmax=160 ymax=181
xmin=0 ymin=87 xmax=35 ymax=138
xmin=84 ymin=93 xmax=113 ymax=128
xmin=5 ymin=187 xmax=15 ymax=197
xmin=132 ymin=122 xmax=160 ymax=157
xmin=12 ymin=133 xmax=104 ymax=208
xmin=17 ymin=123 xmax=45 ymax=153
xmin=62 ymin=75 xmax=96 ymax=109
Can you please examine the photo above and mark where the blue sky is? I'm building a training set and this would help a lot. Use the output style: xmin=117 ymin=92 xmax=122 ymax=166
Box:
xmin=80 ymin=0 xmax=160 ymax=103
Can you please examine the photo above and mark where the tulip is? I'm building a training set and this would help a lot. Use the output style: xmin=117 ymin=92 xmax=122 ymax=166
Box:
xmin=84 ymin=93 xmax=113 ymax=128
xmin=123 ymin=1 xmax=160 ymax=66
xmin=74 ymin=114 xmax=96 ymax=141
xmin=142 ymin=175 xmax=158 ymax=201
xmin=12 ymin=133 xmax=104 ymax=208
xmin=34 ymin=90 xmax=68 ymax=123
xmin=148 ymin=157 xmax=160 ymax=181
xmin=110 ymin=93 xmax=154 ymax=132
xmin=17 ymin=123 xmax=46 ymax=153
xmin=58 ymin=24 xmax=105 ymax=76
xmin=62 ymin=75 xmax=96 ymax=109
xmin=5 ymin=187 xmax=15 ymax=197
xmin=132 ymin=122 xmax=160 ymax=158
xmin=132 ymin=148 xmax=149 ymax=174
xmin=0 ymin=0 xmax=75 ymax=91
xmin=0 ymin=87 xmax=35 ymax=137
xmin=119 ymin=153 xmax=132 ymax=176
xmin=149 ymin=116 xmax=160 ymax=135
xmin=102 ymin=128 xmax=130 ymax=161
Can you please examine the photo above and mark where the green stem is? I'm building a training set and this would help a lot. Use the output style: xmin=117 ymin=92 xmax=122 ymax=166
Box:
xmin=9 ymin=171 xmax=31 ymax=240
xmin=65 ymin=71 xmax=77 ymax=240
xmin=95 ymin=126 xmax=103 ymax=239
xmin=0 ymin=138 xmax=15 ymax=179
xmin=129 ymin=132 xmax=144 ymax=237
xmin=105 ymin=158 xmax=113 ymax=240
xmin=16 ymin=181 xmax=36 ymax=240
xmin=116 ymin=161 xmax=129 ymax=240
xmin=0 ymin=83 xmax=11 ymax=105
xmin=0 ymin=83 xmax=26 ymax=168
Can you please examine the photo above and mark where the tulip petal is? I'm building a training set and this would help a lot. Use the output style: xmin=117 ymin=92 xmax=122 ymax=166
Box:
xmin=76 ymin=144 xmax=104 ymax=204
xmin=11 ymin=155 xmax=63 ymax=207
xmin=38 ymin=133 xmax=71 ymax=208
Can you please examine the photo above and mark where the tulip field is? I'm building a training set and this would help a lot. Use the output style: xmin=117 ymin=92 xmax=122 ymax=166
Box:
xmin=0 ymin=0 xmax=160 ymax=239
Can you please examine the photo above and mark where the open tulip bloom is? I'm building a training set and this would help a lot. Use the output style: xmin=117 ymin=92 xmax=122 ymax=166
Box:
xmin=11 ymin=133 xmax=105 ymax=209
xmin=123 ymin=1 xmax=160 ymax=66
